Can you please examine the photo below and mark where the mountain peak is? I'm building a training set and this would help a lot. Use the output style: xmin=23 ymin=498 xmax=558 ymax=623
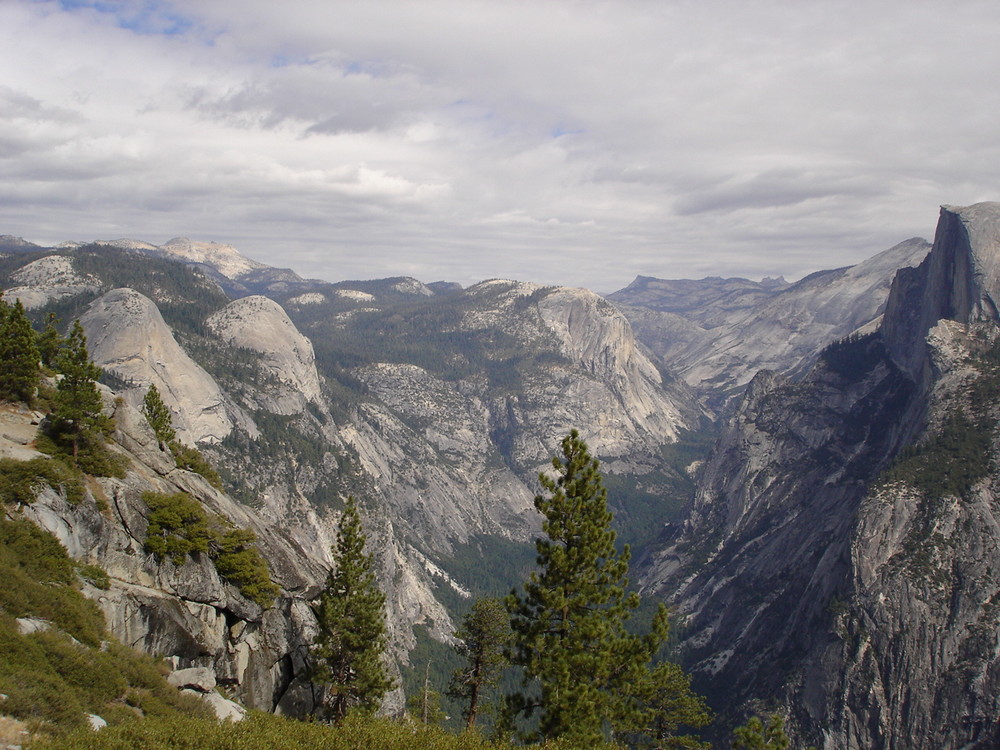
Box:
xmin=882 ymin=202 xmax=1000 ymax=378
xmin=159 ymin=237 xmax=268 ymax=279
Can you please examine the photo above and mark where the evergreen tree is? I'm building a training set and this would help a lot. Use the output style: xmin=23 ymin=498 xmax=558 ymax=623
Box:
xmin=506 ymin=430 xmax=708 ymax=746
xmin=448 ymin=596 xmax=511 ymax=730
xmin=37 ymin=312 xmax=62 ymax=368
xmin=631 ymin=660 xmax=712 ymax=749
xmin=731 ymin=714 xmax=809 ymax=750
xmin=49 ymin=321 xmax=110 ymax=460
xmin=407 ymin=666 xmax=446 ymax=726
xmin=142 ymin=383 xmax=176 ymax=445
xmin=310 ymin=496 xmax=395 ymax=722
xmin=0 ymin=296 xmax=40 ymax=402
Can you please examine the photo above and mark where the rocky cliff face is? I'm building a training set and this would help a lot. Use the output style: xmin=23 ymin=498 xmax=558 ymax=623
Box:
xmin=206 ymin=295 xmax=323 ymax=415
xmin=640 ymin=203 xmax=1000 ymax=749
xmin=454 ymin=280 xmax=700 ymax=466
xmin=827 ymin=317 xmax=1000 ymax=750
xmin=79 ymin=288 xmax=235 ymax=445
xmin=2 ymin=394 xmax=327 ymax=716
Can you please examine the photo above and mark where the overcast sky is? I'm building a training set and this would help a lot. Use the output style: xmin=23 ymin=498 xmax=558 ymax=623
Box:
xmin=2 ymin=1 xmax=998 ymax=293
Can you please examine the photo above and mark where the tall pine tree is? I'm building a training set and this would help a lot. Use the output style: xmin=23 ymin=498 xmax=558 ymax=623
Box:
xmin=142 ymin=383 xmax=176 ymax=445
xmin=310 ymin=496 xmax=395 ymax=722
xmin=48 ymin=321 xmax=110 ymax=461
xmin=448 ymin=596 xmax=511 ymax=729
xmin=36 ymin=312 xmax=62 ymax=368
xmin=0 ymin=296 xmax=40 ymax=403
xmin=507 ymin=430 xmax=708 ymax=746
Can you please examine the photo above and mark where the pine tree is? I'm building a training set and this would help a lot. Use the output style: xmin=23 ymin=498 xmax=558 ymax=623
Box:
xmin=448 ymin=596 xmax=511 ymax=729
xmin=506 ymin=429 xmax=708 ymax=746
xmin=407 ymin=664 xmax=446 ymax=726
xmin=142 ymin=383 xmax=176 ymax=445
xmin=49 ymin=321 xmax=109 ymax=460
xmin=310 ymin=496 xmax=395 ymax=722
xmin=0 ymin=296 xmax=40 ymax=402
xmin=36 ymin=312 xmax=62 ymax=368
xmin=633 ymin=659 xmax=712 ymax=749
xmin=731 ymin=714 xmax=808 ymax=750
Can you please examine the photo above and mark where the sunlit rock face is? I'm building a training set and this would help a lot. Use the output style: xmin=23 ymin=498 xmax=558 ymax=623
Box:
xmin=4 ymin=255 xmax=101 ymax=309
xmin=80 ymin=288 xmax=233 ymax=446
xmin=206 ymin=295 xmax=323 ymax=415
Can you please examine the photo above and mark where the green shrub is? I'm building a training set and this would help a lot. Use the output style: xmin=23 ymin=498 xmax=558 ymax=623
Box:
xmin=143 ymin=491 xmax=214 ymax=565
xmin=0 ymin=516 xmax=105 ymax=645
xmin=142 ymin=491 xmax=278 ymax=607
xmin=0 ymin=456 xmax=84 ymax=506
xmin=35 ymin=429 xmax=128 ymax=479
xmin=30 ymin=629 xmax=128 ymax=706
xmin=77 ymin=563 xmax=111 ymax=590
xmin=0 ymin=514 xmax=75 ymax=583
xmin=0 ymin=663 xmax=88 ymax=730
xmin=211 ymin=527 xmax=279 ymax=608
xmin=30 ymin=710 xmax=613 ymax=750
xmin=169 ymin=440 xmax=222 ymax=489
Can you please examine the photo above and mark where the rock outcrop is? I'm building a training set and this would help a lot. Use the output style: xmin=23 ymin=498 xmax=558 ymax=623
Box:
xmin=79 ymin=288 xmax=233 ymax=445
xmin=3 ymin=254 xmax=101 ymax=309
xmin=453 ymin=280 xmax=702 ymax=467
xmin=11 ymin=394 xmax=327 ymax=716
xmin=206 ymin=296 xmax=323 ymax=414
xmin=157 ymin=238 xmax=269 ymax=279
xmin=537 ymin=286 xmax=692 ymax=447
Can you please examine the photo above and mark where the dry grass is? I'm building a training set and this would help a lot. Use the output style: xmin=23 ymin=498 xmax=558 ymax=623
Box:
xmin=0 ymin=714 xmax=31 ymax=747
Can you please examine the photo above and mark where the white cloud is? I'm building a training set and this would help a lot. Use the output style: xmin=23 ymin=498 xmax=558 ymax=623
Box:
xmin=2 ymin=0 xmax=999 ymax=292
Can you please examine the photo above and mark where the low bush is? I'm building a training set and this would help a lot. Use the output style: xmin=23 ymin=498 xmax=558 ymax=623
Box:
xmin=30 ymin=711 xmax=616 ymax=750
xmin=170 ymin=441 xmax=223 ymax=489
xmin=142 ymin=491 xmax=278 ymax=607
xmin=143 ymin=491 xmax=214 ymax=565
xmin=0 ymin=456 xmax=84 ymax=507
xmin=211 ymin=528 xmax=280 ymax=608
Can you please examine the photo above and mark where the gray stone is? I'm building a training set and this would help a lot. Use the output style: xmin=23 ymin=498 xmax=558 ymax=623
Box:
xmin=79 ymin=288 xmax=233 ymax=445
xmin=86 ymin=714 xmax=108 ymax=731
xmin=207 ymin=295 xmax=323 ymax=414
xmin=15 ymin=618 xmax=51 ymax=636
xmin=167 ymin=667 xmax=217 ymax=693
xmin=199 ymin=690 xmax=247 ymax=722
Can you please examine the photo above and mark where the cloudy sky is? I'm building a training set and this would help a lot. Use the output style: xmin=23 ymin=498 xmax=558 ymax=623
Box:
xmin=2 ymin=1 xmax=998 ymax=292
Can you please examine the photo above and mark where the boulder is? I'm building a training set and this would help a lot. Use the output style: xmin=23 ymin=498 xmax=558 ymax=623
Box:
xmin=167 ymin=667 xmax=217 ymax=693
